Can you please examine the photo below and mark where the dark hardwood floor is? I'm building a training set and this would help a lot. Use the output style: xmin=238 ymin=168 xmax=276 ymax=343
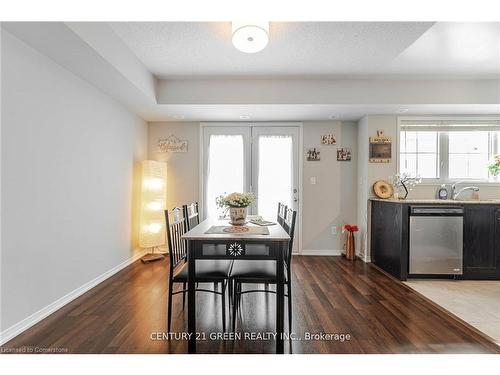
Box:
xmin=2 ymin=256 xmax=499 ymax=354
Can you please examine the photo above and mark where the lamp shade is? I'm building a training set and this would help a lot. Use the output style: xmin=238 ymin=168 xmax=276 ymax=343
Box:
xmin=139 ymin=160 xmax=167 ymax=248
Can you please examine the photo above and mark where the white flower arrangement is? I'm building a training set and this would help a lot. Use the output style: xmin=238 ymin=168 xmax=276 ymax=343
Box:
xmin=216 ymin=192 xmax=256 ymax=208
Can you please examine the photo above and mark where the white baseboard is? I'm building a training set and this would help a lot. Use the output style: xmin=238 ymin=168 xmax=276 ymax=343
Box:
xmin=299 ymin=249 xmax=343 ymax=256
xmin=0 ymin=249 xmax=148 ymax=346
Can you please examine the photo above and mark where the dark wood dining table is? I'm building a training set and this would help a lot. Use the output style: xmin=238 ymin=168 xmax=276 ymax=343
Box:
xmin=182 ymin=218 xmax=290 ymax=354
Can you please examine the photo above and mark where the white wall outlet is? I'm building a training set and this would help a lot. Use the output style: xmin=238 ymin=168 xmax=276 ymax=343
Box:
xmin=310 ymin=177 xmax=316 ymax=185
xmin=331 ymin=226 xmax=337 ymax=235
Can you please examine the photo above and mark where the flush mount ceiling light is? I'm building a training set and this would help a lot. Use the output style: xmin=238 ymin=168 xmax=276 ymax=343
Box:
xmin=328 ymin=115 xmax=339 ymax=119
xmin=397 ymin=108 xmax=409 ymax=114
xmin=239 ymin=115 xmax=250 ymax=120
xmin=232 ymin=22 xmax=269 ymax=53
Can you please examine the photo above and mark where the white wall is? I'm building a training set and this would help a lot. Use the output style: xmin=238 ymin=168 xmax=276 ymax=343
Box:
xmin=147 ymin=122 xmax=200 ymax=209
xmin=148 ymin=120 xmax=358 ymax=254
xmin=1 ymin=31 xmax=147 ymax=334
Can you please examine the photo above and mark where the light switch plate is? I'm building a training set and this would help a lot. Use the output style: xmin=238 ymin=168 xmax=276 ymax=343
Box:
xmin=331 ymin=226 xmax=337 ymax=235
xmin=310 ymin=177 xmax=316 ymax=185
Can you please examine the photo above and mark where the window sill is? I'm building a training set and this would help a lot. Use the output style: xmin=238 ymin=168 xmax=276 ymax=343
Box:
xmin=418 ymin=180 xmax=500 ymax=187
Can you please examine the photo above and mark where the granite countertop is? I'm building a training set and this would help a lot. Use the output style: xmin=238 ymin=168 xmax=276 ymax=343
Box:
xmin=369 ymin=198 xmax=500 ymax=204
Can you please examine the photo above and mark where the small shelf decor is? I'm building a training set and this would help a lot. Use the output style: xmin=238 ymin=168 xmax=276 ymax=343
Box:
xmin=342 ymin=224 xmax=359 ymax=261
xmin=216 ymin=192 xmax=256 ymax=225
xmin=369 ymin=130 xmax=392 ymax=163
xmin=388 ymin=173 xmax=422 ymax=199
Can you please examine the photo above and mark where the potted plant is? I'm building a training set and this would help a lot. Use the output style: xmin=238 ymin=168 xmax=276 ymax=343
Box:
xmin=488 ymin=155 xmax=500 ymax=180
xmin=216 ymin=192 xmax=256 ymax=225
xmin=342 ymin=224 xmax=359 ymax=261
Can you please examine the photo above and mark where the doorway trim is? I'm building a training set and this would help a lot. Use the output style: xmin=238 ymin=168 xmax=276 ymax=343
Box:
xmin=199 ymin=122 xmax=303 ymax=254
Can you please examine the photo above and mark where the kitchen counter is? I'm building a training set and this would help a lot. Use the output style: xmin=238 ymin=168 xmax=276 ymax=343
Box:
xmin=370 ymin=198 xmax=500 ymax=204
xmin=369 ymin=199 xmax=500 ymax=280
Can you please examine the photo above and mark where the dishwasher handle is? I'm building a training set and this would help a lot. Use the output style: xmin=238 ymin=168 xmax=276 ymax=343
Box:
xmin=410 ymin=206 xmax=464 ymax=216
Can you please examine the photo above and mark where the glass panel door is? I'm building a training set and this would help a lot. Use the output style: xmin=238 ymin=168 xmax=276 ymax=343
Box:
xmin=252 ymin=126 xmax=300 ymax=252
xmin=202 ymin=126 xmax=251 ymax=219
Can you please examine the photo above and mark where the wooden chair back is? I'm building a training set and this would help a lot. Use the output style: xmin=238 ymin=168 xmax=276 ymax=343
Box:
xmin=277 ymin=202 xmax=287 ymax=227
xmin=182 ymin=202 xmax=200 ymax=231
xmin=282 ymin=207 xmax=297 ymax=269
xmin=164 ymin=207 xmax=187 ymax=273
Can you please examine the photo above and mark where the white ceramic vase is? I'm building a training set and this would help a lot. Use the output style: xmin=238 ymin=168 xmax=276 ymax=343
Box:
xmin=229 ymin=206 xmax=247 ymax=225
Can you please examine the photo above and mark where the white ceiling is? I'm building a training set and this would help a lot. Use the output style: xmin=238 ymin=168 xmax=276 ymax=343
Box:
xmin=109 ymin=22 xmax=433 ymax=77
xmin=109 ymin=22 xmax=500 ymax=78
xmin=4 ymin=22 xmax=499 ymax=122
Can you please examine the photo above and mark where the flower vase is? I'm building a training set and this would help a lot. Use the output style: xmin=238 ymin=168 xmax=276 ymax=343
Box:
xmin=229 ymin=206 xmax=247 ymax=225
xmin=345 ymin=232 xmax=356 ymax=261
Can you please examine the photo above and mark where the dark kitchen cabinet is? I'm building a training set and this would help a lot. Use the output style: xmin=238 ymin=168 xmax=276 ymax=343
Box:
xmin=371 ymin=200 xmax=500 ymax=280
xmin=463 ymin=205 xmax=500 ymax=279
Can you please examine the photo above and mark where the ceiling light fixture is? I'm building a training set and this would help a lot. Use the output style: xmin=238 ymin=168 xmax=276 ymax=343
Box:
xmin=239 ymin=115 xmax=250 ymax=120
xmin=232 ymin=22 xmax=269 ymax=53
xmin=397 ymin=108 xmax=409 ymax=114
xmin=328 ymin=115 xmax=339 ymax=119
xmin=173 ymin=115 xmax=185 ymax=120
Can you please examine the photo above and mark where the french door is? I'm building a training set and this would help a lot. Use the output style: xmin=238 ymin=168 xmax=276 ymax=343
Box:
xmin=201 ymin=123 xmax=301 ymax=251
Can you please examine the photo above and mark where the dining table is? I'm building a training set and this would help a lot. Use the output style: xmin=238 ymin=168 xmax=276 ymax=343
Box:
xmin=181 ymin=217 xmax=291 ymax=354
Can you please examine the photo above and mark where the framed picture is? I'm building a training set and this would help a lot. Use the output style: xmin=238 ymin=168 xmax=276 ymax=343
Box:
xmin=306 ymin=147 xmax=321 ymax=161
xmin=337 ymin=147 xmax=351 ymax=161
xmin=321 ymin=134 xmax=337 ymax=145
xmin=158 ymin=135 xmax=188 ymax=153
xmin=369 ymin=130 xmax=391 ymax=163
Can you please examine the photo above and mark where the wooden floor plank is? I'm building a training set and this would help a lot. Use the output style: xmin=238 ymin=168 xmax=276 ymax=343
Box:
xmin=1 ymin=256 xmax=498 ymax=354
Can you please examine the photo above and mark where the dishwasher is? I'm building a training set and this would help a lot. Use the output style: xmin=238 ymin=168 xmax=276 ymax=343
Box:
xmin=409 ymin=206 xmax=463 ymax=275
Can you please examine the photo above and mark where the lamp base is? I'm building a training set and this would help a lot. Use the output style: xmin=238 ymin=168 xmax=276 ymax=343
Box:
xmin=141 ymin=253 xmax=165 ymax=263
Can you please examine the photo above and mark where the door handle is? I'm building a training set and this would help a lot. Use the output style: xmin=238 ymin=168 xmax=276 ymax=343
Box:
xmin=293 ymin=198 xmax=298 ymax=202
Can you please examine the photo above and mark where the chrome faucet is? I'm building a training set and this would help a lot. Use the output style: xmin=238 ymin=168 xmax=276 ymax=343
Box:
xmin=451 ymin=181 xmax=480 ymax=200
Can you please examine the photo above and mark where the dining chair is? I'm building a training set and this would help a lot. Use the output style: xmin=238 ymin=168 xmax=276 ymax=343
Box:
xmin=165 ymin=208 xmax=232 ymax=333
xmin=277 ymin=202 xmax=287 ymax=226
xmin=230 ymin=207 xmax=297 ymax=332
xmin=182 ymin=202 xmax=200 ymax=231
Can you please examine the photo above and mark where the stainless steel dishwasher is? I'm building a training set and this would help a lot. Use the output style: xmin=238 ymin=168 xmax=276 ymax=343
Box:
xmin=409 ymin=206 xmax=464 ymax=275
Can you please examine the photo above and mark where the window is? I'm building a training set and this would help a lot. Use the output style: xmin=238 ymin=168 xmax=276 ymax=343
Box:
xmin=400 ymin=131 xmax=439 ymax=178
xmin=399 ymin=119 xmax=500 ymax=182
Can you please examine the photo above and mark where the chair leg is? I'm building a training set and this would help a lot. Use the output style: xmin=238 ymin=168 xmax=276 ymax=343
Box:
xmin=232 ymin=281 xmax=238 ymax=332
xmin=182 ymin=282 xmax=186 ymax=310
xmin=221 ymin=281 xmax=226 ymax=332
xmin=287 ymin=281 xmax=292 ymax=332
xmin=228 ymin=278 xmax=233 ymax=306
xmin=167 ymin=279 xmax=174 ymax=335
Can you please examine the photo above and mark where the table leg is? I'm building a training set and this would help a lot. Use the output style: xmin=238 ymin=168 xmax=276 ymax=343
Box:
xmin=275 ymin=241 xmax=285 ymax=354
xmin=187 ymin=240 xmax=196 ymax=353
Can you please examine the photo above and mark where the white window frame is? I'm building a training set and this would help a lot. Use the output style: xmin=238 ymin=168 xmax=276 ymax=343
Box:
xmin=397 ymin=116 xmax=500 ymax=185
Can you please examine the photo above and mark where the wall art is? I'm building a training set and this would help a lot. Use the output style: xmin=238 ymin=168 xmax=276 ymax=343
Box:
xmin=369 ymin=130 xmax=391 ymax=163
xmin=321 ymin=134 xmax=337 ymax=145
xmin=158 ymin=135 xmax=188 ymax=153
xmin=337 ymin=147 xmax=351 ymax=161
xmin=306 ymin=148 xmax=321 ymax=161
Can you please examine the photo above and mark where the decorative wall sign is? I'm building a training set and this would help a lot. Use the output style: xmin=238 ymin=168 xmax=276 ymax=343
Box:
xmin=306 ymin=148 xmax=321 ymax=161
xmin=369 ymin=130 xmax=392 ymax=163
xmin=337 ymin=147 xmax=352 ymax=161
xmin=321 ymin=134 xmax=337 ymax=145
xmin=158 ymin=135 xmax=188 ymax=153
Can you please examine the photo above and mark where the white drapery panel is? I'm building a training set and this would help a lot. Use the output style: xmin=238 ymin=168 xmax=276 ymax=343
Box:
xmin=257 ymin=135 xmax=293 ymax=220
xmin=206 ymin=135 xmax=244 ymax=218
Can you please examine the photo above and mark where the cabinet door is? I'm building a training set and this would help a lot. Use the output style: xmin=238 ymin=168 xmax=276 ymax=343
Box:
xmin=496 ymin=209 xmax=500 ymax=277
xmin=463 ymin=206 xmax=497 ymax=277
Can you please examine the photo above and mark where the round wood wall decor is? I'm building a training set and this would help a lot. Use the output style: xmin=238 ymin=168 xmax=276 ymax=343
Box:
xmin=373 ymin=180 xmax=394 ymax=199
